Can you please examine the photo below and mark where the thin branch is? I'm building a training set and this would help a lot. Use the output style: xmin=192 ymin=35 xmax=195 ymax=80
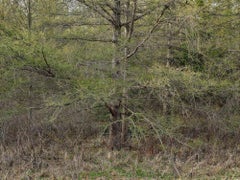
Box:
xmin=122 ymin=0 xmax=175 ymax=61
xmin=77 ymin=0 xmax=114 ymax=25
xmin=105 ymin=2 xmax=116 ymax=13
xmin=21 ymin=65 xmax=55 ymax=78
xmin=55 ymin=37 xmax=113 ymax=43
xmin=41 ymin=47 xmax=51 ymax=71
xmin=128 ymin=0 xmax=137 ymax=41
xmin=121 ymin=1 xmax=162 ymax=27
xmin=121 ymin=11 xmax=149 ymax=27
xmin=42 ymin=22 xmax=110 ymax=28
xmin=99 ymin=4 xmax=115 ymax=22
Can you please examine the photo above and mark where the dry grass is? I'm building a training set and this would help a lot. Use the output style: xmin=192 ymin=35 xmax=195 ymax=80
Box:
xmin=1 ymin=134 xmax=240 ymax=179
xmin=1 ymin=93 xmax=240 ymax=179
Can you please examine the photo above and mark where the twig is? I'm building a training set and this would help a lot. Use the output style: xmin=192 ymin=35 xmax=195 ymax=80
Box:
xmin=121 ymin=0 xmax=176 ymax=61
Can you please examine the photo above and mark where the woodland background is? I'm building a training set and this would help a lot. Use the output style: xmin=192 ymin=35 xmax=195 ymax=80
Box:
xmin=0 ymin=0 xmax=239 ymax=178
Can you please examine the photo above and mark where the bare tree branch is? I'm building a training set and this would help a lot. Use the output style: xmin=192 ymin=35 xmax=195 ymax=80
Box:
xmin=77 ymin=0 xmax=114 ymax=25
xmin=55 ymin=36 xmax=113 ymax=43
xmin=122 ymin=0 xmax=175 ymax=61
xmin=121 ymin=1 xmax=162 ymax=27
xmin=99 ymin=3 xmax=115 ymax=22
xmin=41 ymin=47 xmax=51 ymax=71
xmin=128 ymin=0 xmax=137 ymax=41
xmin=21 ymin=65 xmax=55 ymax=78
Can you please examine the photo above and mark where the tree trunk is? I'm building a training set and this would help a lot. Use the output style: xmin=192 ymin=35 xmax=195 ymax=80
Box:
xmin=166 ymin=21 xmax=172 ymax=67
xmin=108 ymin=0 xmax=124 ymax=150
xmin=27 ymin=0 xmax=32 ymax=31
xmin=120 ymin=0 xmax=132 ymax=148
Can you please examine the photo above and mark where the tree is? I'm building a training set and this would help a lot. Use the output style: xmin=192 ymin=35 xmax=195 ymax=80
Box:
xmin=60 ymin=0 xmax=178 ymax=149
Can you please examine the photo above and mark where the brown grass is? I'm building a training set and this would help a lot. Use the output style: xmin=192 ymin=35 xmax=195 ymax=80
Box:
xmin=1 ymin=97 xmax=240 ymax=179
xmin=1 ymin=132 xmax=240 ymax=179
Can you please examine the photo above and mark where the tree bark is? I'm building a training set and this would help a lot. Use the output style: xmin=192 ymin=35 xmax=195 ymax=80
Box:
xmin=27 ymin=0 xmax=32 ymax=31
xmin=108 ymin=0 xmax=124 ymax=150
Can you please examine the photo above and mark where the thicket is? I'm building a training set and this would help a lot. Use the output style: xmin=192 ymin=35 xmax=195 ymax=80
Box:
xmin=0 ymin=0 xmax=239 ymax=178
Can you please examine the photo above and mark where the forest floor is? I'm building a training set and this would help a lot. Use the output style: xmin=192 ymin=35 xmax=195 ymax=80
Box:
xmin=1 ymin=138 xmax=240 ymax=179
